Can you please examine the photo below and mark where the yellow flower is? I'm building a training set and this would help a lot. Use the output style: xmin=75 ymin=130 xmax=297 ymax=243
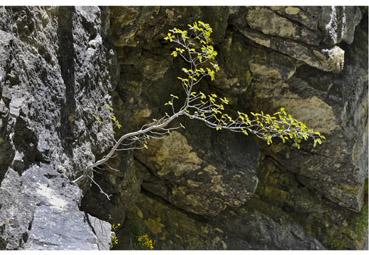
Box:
xmin=137 ymin=234 xmax=155 ymax=250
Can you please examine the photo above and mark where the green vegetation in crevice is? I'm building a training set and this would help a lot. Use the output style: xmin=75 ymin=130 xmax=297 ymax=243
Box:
xmin=110 ymin=223 xmax=122 ymax=249
xmin=110 ymin=218 xmax=157 ymax=250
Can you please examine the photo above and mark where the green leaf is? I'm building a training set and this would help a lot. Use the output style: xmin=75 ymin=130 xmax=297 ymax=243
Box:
xmin=171 ymin=51 xmax=178 ymax=57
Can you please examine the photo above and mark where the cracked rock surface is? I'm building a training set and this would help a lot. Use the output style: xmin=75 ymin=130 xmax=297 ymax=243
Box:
xmin=1 ymin=6 xmax=368 ymax=250
xmin=1 ymin=6 xmax=114 ymax=250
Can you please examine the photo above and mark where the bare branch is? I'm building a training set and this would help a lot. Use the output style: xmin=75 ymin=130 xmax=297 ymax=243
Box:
xmin=87 ymin=175 xmax=112 ymax=200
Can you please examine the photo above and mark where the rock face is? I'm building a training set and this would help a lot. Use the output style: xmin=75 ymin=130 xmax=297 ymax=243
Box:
xmin=1 ymin=6 xmax=368 ymax=250
xmin=135 ymin=131 xmax=258 ymax=216
xmin=0 ymin=7 xmax=113 ymax=249
xmin=97 ymin=6 xmax=367 ymax=250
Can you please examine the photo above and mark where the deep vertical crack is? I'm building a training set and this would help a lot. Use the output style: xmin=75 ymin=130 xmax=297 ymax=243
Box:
xmin=57 ymin=6 xmax=76 ymax=156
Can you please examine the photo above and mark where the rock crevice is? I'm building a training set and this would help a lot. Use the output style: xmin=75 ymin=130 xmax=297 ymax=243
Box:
xmin=1 ymin=6 xmax=367 ymax=250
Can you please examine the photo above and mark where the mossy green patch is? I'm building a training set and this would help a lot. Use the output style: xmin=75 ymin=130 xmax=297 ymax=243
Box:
xmin=325 ymin=203 xmax=368 ymax=249
xmin=318 ymin=178 xmax=368 ymax=249
xmin=255 ymin=159 xmax=368 ymax=249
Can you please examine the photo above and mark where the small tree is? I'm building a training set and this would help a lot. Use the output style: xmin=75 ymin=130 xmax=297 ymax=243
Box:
xmin=74 ymin=21 xmax=325 ymax=199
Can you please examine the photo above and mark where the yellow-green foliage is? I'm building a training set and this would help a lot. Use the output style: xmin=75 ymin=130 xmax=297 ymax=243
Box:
xmin=105 ymin=104 xmax=123 ymax=129
xmin=111 ymin=235 xmax=119 ymax=247
xmin=164 ymin=21 xmax=325 ymax=148
xmin=112 ymin=223 xmax=122 ymax=231
xmin=137 ymin=234 xmax=155 ymax=250
xmin=111 ymin=223 xmax=122 ymax=248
